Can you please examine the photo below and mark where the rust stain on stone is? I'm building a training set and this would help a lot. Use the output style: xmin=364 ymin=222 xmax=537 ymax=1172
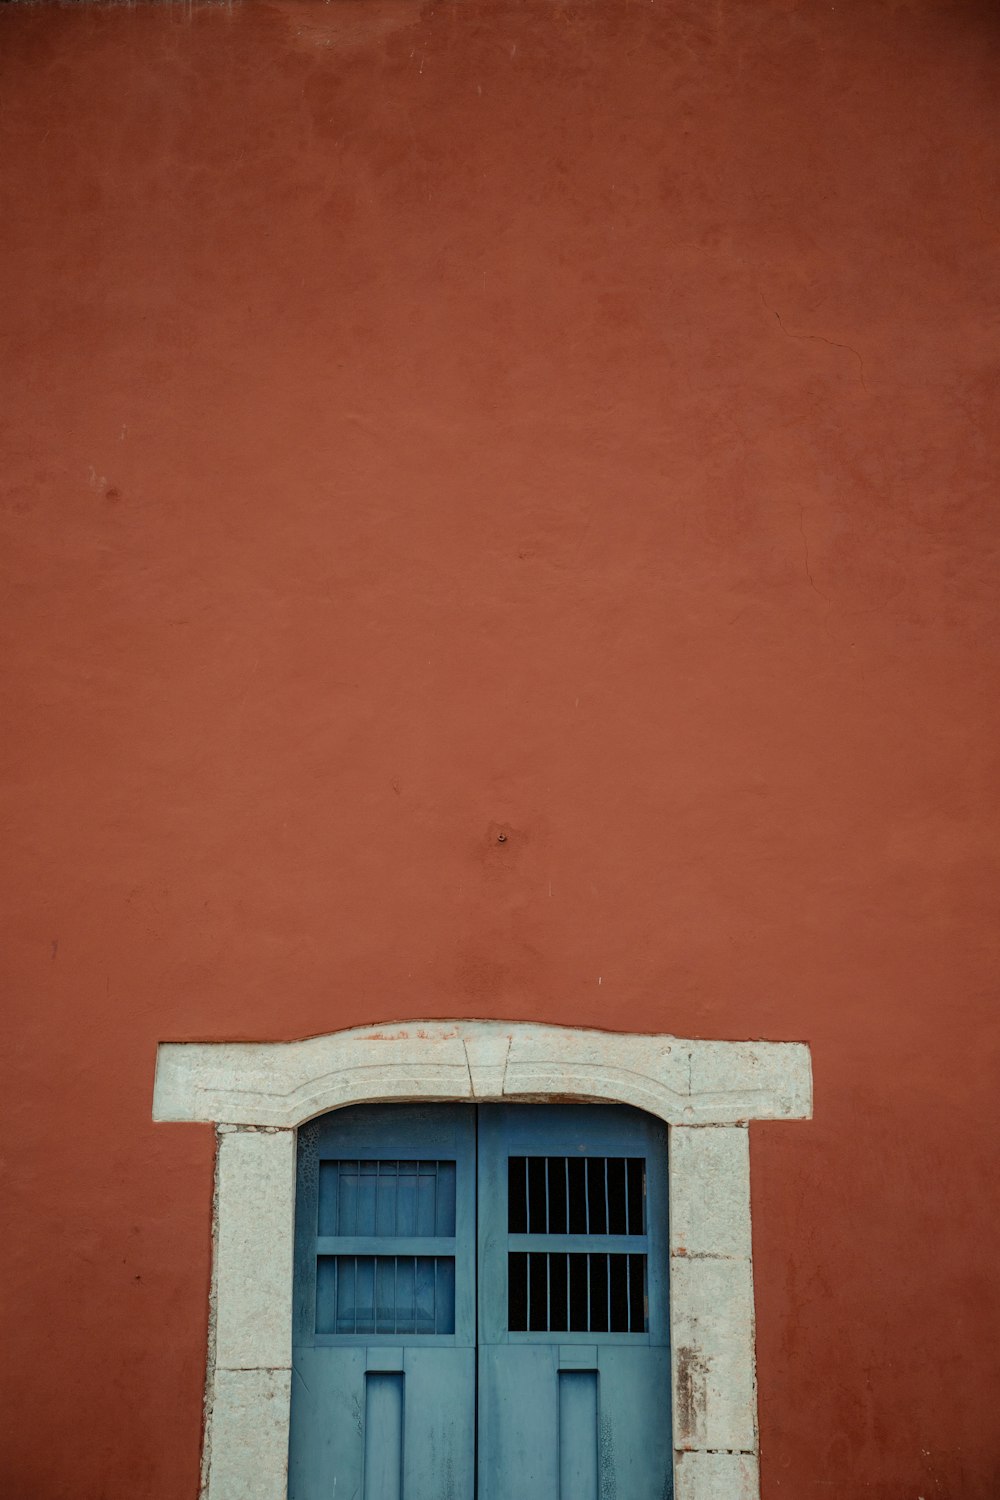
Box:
xmin=675 ymin=1345 xmax=710 ymax=1443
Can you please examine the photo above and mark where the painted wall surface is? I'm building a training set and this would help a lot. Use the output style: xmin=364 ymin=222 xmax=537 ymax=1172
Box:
xmin=1 ymin=2 xmax=998 ymax=1496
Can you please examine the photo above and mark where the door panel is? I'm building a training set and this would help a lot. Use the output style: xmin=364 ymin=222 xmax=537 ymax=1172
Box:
xmin=364 ymin=1372 xmax=404 ymax=1500
xmin=290 ymin=1347 xmax=477 ymax=1500
xmin=594 ymin=1345 xmax=673 ymax=1500
xmin=477 ymin=1343 xmax=671 ymax=1500
xmin=559 ymin=1370 xmax=599 ymax=1500
xmin=477 ymin=1344 xmax=559 ymax=1498
xmin=477 ymin=1104 xmax=672 ymax=1500
xmin=289 ymin=1105 xmax=476 ymax=1500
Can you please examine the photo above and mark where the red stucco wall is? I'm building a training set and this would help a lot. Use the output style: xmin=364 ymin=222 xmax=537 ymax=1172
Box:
xmin=2 ymin=2 xmax=998 ymax=1495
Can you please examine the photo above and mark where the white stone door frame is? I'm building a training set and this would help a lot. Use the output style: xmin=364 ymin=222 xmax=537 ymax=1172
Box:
xmin=152 ymin=1021 xmax=812 ymax=1500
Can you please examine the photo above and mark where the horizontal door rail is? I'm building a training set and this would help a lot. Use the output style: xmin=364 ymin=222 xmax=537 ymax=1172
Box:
xmin=315 ymin=1235 xmax=456 ymax=1256
xmin=508 ymin=1233 xmax=647 ymax=1253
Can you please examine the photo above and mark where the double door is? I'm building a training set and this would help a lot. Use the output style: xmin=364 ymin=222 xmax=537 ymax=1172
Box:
xmin=288 ymin=1102 xmax=671 ymax=1500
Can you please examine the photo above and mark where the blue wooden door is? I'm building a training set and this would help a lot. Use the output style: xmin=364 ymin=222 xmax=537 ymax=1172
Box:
xmin=289 ymin=1102 xmax=672 ymax=1500
xmin=288 ymin=1104 xmax=477 ymax=1500
xmin=477 ymin=1105 xmax=672 ymax=1500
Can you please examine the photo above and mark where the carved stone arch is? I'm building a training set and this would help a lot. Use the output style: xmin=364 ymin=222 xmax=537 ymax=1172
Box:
xmin=153 ymin=1021 xmax=812 ymax=1500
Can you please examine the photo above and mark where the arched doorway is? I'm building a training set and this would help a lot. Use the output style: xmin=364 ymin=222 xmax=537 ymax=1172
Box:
xmin=152 ymin=1020 xmax=812 ymax=1500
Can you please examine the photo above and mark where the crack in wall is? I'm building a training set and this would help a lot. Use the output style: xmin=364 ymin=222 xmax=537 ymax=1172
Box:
xmin=798 ymin=503 xmax=829 ymax=602
xmin=761 ymin=290 xmax=869 ymax=392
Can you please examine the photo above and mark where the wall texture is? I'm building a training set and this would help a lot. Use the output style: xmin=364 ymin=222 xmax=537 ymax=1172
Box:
xmin=1 ymin=2 xmax=998 ymax=1496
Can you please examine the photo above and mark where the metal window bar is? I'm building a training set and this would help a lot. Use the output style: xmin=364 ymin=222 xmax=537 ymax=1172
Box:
xmin=321 ymin=1159 xmax=458 ymax=1239
xmin=586 ymin=1251 xmax=591 ymax=1332
xmin=510 ymin=1157 xmax=645 ymax=1234
xmin=319 ymin=1248 xmax=456 ymax=1334
xmin=506 ymin=1156 xmax=650 ymax=1334
xmin=505 ymin=1253 xmax=647 ymax=1334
